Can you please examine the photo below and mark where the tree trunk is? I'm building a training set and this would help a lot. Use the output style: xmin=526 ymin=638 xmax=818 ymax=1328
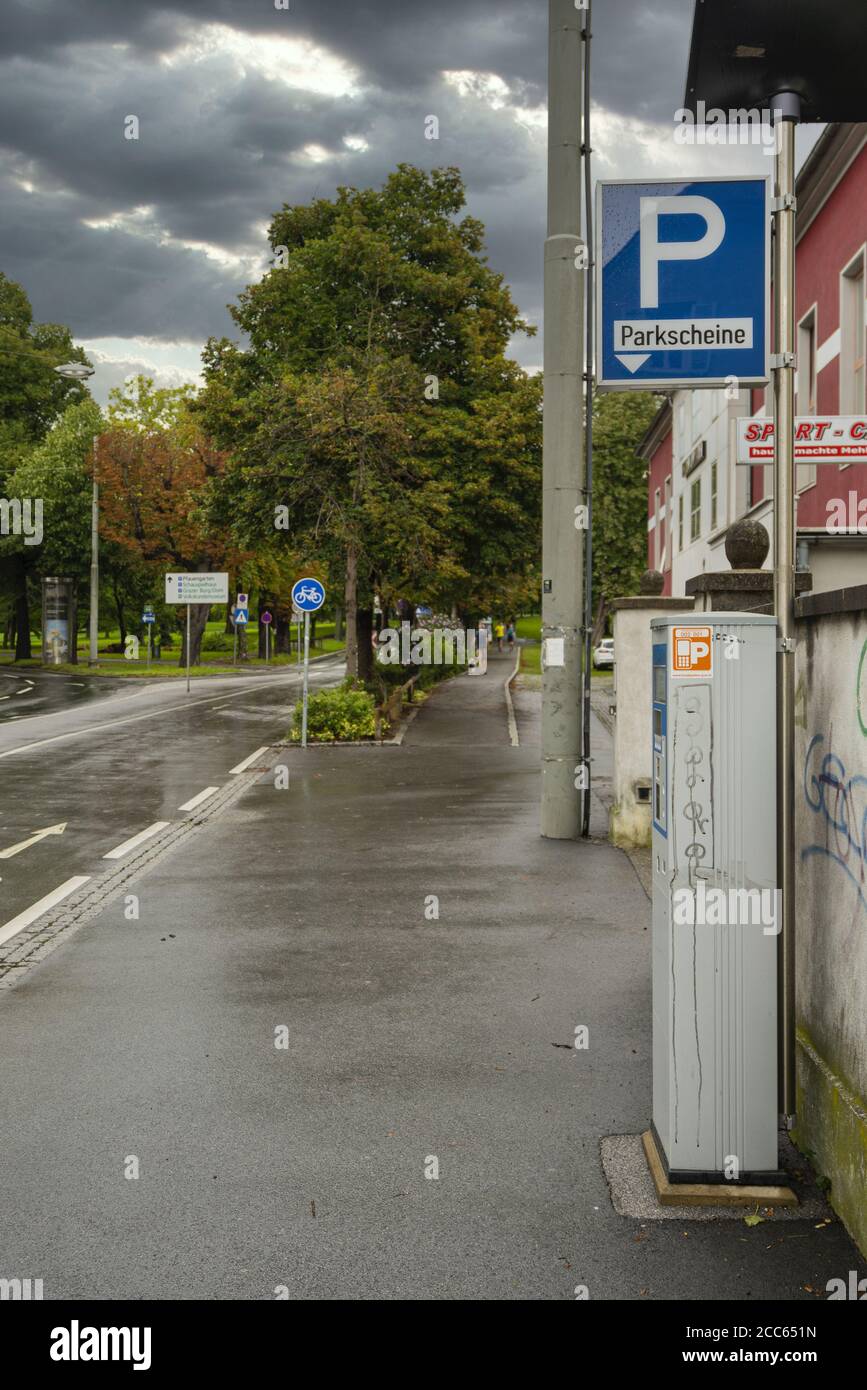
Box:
xmin=13 ymin=555 xmax=32 ymax=661
xmin=275 ymin=613 xmax=290 ymax=655
xmin=356 ymin=606 xmax=374 ymax=682
xmin=112 ymin=577 xmax=127 ymax=648
xmin=344 ymin=545 xmax=358 ymax=678
xmin=591 ymin=595 xmax=608 ymax=648
xmin=333 ymin=606 xmax=344 ymax=643
xmin=178 ymin=604 xmax=210 ymax=666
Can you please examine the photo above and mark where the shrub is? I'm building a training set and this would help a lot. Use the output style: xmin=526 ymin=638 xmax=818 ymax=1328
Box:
xmin=289 ymin=684 xmax=383 ymax=742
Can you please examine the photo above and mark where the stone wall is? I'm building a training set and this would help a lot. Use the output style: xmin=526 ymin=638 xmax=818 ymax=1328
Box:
xmin=795 ymin=583 xmax=867 ymax=1256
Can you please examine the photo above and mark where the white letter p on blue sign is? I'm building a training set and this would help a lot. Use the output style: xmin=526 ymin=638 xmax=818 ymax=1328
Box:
xmin=639 ymin=195 xmax=725 ymax=308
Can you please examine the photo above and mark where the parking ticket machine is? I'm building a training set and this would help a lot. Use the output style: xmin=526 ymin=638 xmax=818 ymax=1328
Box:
xmin=650 ymin=613 xmax=780 ymax=1183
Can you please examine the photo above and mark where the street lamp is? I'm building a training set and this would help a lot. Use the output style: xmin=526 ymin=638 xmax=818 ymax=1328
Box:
xmin=52 ymin=362 xmax=100 ymax=668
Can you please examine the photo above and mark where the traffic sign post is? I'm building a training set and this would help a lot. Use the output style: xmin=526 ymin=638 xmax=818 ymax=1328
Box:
xmin=232 ymin=592 xmax=249 ymax=668
xmin=261 ymin=609 xmax=272 ymax=663
xmin=142 ymin=607 xmax=155 ymax=667
xmin=597 ymin=176 xmax=769 ymax=390
xmin=164 ymin=572 xmax=229 ymax=693
xmin=291 ymin=578 xmax=326 ymax=748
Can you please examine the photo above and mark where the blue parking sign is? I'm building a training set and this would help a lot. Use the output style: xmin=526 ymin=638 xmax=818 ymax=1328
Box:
xmin=597 ymin=177 xmax=769 ymax=389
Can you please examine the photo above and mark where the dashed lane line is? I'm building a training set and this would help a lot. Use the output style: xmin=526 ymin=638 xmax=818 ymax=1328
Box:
xmin=178 ymin=786 xmax=220 ymax=812
xmin=103 ymin=821 xmax=172 ymax=860
xmin=0 ymin=876 xmax=92 ymax=950
xmin=228 ymin=746 xmax=271 ymax=774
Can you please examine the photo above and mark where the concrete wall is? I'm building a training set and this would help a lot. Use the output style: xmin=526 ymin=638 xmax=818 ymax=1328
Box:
xmin=795 ymin=585 xmax=867 ymax=1256
xmin=609 ymin=597 xmax=693 ymax=848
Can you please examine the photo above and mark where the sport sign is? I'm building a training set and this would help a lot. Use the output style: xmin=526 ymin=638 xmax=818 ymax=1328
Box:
xmin=736 ymin=416 xmax=867 ymax=465
xmin=597 ymin=177 xmax=769 ymax=390
xmin=165 ymin=572 xmax=229 ymax=605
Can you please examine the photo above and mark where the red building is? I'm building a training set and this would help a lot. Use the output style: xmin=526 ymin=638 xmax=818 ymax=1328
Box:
xmin=639 ymin=123 xmax=867 ymax=596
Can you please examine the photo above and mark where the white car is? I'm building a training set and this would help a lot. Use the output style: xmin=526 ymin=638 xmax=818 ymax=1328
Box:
xmin=593 ymin=638 xmax=614 ymax=668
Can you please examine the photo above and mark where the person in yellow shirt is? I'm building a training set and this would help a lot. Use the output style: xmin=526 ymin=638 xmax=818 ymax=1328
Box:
xmin=494 ymin=620 xmax=505 ymax=652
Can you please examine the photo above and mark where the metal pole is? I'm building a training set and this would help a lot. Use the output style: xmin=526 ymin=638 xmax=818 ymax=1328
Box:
xmin=301 ymin=611 xmax=311 ymax=748
xmin=581 ymin=1 xmax=594 ymax=839
xmin=186 ymin=603 xmax=191 ymax=695
xmin=89 ymin=435 xmax=99 ymax=667
xmin=265 ymin=623 xmax=269 ymax=663
xmin=147 ymin=626 xmax=151 ymax=668
xmin=541 ymin=0 xmax=585 ymax=839
xmin=772 ymin=93 xmax=799 ymax=1124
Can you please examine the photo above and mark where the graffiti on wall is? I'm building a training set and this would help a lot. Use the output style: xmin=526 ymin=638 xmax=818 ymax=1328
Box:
xmin=802 ymin=731 xmax=867 ymax=912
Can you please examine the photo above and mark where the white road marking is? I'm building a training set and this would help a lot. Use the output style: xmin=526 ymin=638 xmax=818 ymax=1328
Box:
xmin=228 ymin=745 xmax=270 ymax=775
xmin=0 ymin=675 xmax=312 ymax=760
xmin=103 ymin=821 xmax=171 ymax=860
xmin=0 ymin=822 xmax=67 ymax=860
xmin=0 ymin=876 xmax=91 ymax=950
xmin=16 ymin=688 xmax=31 ymax=695
xmin=179 ymin=786 xmax=220 ymax=812
xmin=0 ymin=696 xmax=9 ymax=701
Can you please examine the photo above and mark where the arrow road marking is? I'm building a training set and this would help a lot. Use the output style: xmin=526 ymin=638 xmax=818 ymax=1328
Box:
xmin=614 ymin=353 xmax=651 ymax=373
xmin=0 ymin=876 xmax=91 ymax=950
xmin=0 ymin=823 xmax=67 ymax=860
xmin=179 ymin=786 xmax=220 ymax=812
xmin=103 ymin=821 xmax=171 ymax=860
xmin=229 ymin=746 xmax=270 ymax=775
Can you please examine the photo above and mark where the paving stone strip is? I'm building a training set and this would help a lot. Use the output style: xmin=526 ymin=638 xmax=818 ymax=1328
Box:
xmin=0 ymin=751 xmax=279 ymax=989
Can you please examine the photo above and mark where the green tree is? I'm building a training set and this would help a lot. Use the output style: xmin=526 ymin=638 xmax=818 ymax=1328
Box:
xmin=0 ymin=273 xmax=91 ymax=657
xmin=196 ymin=165 xmax=541 ymax=675
xmin=590 ymin=390 xmax=662 ymax=638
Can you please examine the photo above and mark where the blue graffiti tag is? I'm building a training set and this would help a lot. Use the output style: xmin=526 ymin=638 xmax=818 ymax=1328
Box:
xmin=802 ymin=733 xmax=867 ymax=912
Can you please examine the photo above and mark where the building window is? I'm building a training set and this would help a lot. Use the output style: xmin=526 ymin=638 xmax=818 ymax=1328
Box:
xmin=710 ymin=461 xmax=718 ymax=531
xmin=678 ymin=493 xmax=684 ymax=551
xmin=653 ymin=488 xmax=661 ymax=568
xmin=690 ymin=478 xmax=701 ymax=541
xmin=664 ymin=475 xmax=672 ymax=571
xmin=841 ymin=251 xmax=866 ymax=416
xmin=797 ymin=307 xmax=818 ymax=491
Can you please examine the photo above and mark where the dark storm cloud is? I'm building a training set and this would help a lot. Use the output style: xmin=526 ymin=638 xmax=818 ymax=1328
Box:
xmin=0 ymin=0 xmax=696 ymax=359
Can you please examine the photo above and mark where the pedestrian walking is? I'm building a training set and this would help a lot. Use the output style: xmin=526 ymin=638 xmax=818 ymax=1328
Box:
xmin=494 ymin=620 xmax=505 ymax=652
xmin=506 ymin=620 xmax=516 ymax=652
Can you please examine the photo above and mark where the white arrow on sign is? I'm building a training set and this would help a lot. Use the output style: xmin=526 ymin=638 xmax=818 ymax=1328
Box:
xmin=0 ymin=823 xmax=67 ymax=860
xmin=615 ymin=353 xmax=651 ymax=374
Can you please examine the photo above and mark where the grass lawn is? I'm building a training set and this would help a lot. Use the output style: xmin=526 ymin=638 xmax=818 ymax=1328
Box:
xmin=0 ymin=639 xmax=345 ymax=677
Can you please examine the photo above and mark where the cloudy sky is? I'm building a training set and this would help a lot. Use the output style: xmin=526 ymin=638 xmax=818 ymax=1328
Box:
xmin=0 ymin=0 xmax=823 ymax=401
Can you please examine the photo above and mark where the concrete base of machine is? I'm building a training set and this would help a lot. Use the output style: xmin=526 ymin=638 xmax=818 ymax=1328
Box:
xmin=642 ymin=1130 xmax=798 ymax=1208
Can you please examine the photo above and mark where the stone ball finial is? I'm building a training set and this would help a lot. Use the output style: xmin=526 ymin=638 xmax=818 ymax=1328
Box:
xmin=725 ymin=518 xmax=770 ymax=571
xmin=639 ymin=569 xmax=665 ymax=595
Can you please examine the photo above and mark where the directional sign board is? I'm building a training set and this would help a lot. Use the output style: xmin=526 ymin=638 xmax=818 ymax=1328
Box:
xmin=597 ymin=177 xmax=769 ymax=390
xmin=291 ymin=577 xmax=325 ymax=613
xmin=165 ymin=572 xmax=229 ymax=605
xmin=736 ymin=416 xmax=867 ymax=465
xmin=142 ymin=608 xmax=155 ymax=625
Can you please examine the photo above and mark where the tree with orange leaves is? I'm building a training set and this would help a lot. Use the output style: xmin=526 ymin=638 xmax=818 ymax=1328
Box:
xmin=97 ymin=377 xmax=244 ymax=665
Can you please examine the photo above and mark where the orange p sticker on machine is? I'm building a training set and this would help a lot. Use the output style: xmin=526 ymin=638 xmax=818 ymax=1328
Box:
xmin=671 ymin=625 xmax=713 ymax=677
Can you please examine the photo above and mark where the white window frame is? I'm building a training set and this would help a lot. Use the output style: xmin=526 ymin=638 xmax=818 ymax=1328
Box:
xmin=839 ymin=246 xmax=866 ymax=468
xmin=797 ymin=303 xmax=818 ymax=493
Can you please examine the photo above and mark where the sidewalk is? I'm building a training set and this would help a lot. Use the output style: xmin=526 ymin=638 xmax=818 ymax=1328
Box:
xmin=0 ymin=654 xmax=862 ymax=1299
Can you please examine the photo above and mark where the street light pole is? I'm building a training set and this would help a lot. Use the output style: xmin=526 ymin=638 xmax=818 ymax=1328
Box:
xmin=89 ymin=434 xmax=99 ymax=667
xmin=541 ymin=0 xmax=585 ymax=839
xmin=771 ymin=93 xmax=800 ymax=1125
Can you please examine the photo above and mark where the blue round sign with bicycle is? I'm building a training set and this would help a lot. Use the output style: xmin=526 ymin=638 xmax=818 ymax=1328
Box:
xmin=291 ymin=577 xmax=326 ymax=612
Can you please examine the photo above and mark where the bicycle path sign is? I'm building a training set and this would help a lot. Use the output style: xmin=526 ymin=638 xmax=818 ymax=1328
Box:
xmin=291 ymin=578 xmax=326 ymax=613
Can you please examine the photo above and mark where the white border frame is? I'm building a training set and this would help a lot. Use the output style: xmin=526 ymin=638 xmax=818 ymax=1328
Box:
xmin=595 ymin=175 xmax=772 ymax=392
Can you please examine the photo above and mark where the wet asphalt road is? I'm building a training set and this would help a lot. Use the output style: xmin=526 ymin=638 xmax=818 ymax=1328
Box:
xmin=0 ymin=658 xmax=344 ymax=930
